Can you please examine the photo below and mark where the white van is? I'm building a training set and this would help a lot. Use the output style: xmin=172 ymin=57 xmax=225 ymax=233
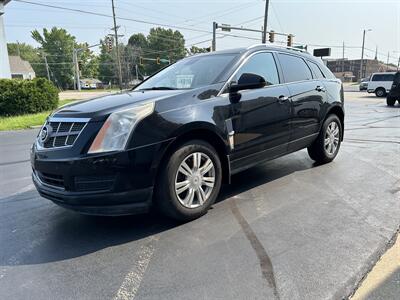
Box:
xmin=367 ymin=72 xmax=395 ymax=97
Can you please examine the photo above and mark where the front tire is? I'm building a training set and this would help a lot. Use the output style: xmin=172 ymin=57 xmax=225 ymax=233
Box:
xmin=308 ymin=114 xmax=342 ymax=164
xmin=386 ymin=96 xmax=396 ymax=106
xmin=155 ymin=140 xmax=222 ymax=221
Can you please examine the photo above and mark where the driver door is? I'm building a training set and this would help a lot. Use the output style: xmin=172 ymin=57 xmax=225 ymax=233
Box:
xmin=227 ymin=52 xmax=291 ymax=169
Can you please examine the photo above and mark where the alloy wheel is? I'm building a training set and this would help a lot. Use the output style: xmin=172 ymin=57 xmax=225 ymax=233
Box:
xmin=324 ymin=121 xmax=340 ymax=155
xmin=174 ymin=152 xmax=215 ymax=208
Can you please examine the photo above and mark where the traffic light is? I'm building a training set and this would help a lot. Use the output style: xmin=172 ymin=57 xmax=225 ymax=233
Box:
xmin=139 ymin=57 xmax=143 ymax=66
xmin=268 ymin=30 xmax=275 ymax=43
xmin=287 ymin=34 xmax=293 ymax=47
xmin=156 ymin=57 xmax=160 ymax=65
xmin=105 ymin=36 xmax=113 ymax=52
xmin=78 ymin=61 xmax=83 ymax=70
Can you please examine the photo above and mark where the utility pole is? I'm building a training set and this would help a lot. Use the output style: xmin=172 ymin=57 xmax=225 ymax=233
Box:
xmin=16 ymin=40 xmax=21 ymax=57
xmin=111 ymin=0 xmax=123 ymax=90
xmin=397 ymin=55 xmax=400 ymax=71
xmin=374 ymin=45 xmax=378 ymax=60
xmin=360 ymin=30 xmax=366 ymax=80
xmin=43 ymin=54 xmax=50 ymax=81
xmin=262 ymin=0 xmax=269 ymax=44
xmin=73 ymin=49 xmax=81 ymax=91
xmin=386 ymin=51 xmax=390 ymax=71
xmin=135 ymin=64 xmax=139 ymax=80
xmin=342 ymin=42 xmax=345 ymax=73
xmin=212 ymin=22 xmax=217 ymax=51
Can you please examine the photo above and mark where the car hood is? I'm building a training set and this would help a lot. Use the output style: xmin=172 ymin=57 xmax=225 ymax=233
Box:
xmin=52 ymin=89 xmax=186 ymax=121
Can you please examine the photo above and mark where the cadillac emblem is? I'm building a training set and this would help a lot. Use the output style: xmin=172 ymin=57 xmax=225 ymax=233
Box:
xmin=39 ymin=124 xmax=52 ymax=144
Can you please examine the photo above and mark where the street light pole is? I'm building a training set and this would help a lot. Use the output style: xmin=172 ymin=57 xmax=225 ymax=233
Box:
xmin=43 ymin=54 xmax=50 ymax=81
xmin=212 ymin=22 xmax=217 ymax=51
xmin=262 ymin=0 xmax=269 ymax=44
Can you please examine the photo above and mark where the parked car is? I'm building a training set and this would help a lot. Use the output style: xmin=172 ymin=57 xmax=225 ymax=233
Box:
xmin=359 ymin=77 xmax=369 ymax=91
xmin=386 ymin=71 xmax=400 ymax=106
xmin=31 ymin=45 xmax=344 ymax=221
xmin=367 ymin=72 xmax=395 ymax=97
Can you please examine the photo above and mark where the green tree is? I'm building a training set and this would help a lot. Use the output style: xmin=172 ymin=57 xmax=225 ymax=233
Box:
xmin=144 ymin=27 xmax=185 ymax=75
xmin=98 ymin=39 xmax=116 ymax=85
xmin=31 ymin=27 xmax=76 ymax=89
xmin=77 ymin=43 xmax=99 ymax=79
xmin=187 ymin=45 xmax=211 ymax=55
xmin=128 ymin=33 xmax=148 ymax=51
xmin=7 ymin=43 xmax=47 ymax=78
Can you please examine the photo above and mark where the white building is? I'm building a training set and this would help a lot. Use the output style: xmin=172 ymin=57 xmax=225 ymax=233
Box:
xmin=0 ymin=0 xmax=11 ymax=79
xmin=9 ymin=56 xmax=36 ymax=79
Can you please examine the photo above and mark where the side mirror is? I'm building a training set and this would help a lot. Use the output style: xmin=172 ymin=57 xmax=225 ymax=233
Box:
xmin=228 ymin=73 xmax=266 ymax=103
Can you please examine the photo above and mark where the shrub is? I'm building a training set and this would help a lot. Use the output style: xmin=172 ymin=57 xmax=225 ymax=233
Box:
xmin=0 ymin=78 xmax=59 ymax=116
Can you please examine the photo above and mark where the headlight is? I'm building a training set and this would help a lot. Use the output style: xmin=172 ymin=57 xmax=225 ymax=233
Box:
xmin=88 ymin=102 xmax=155 ymax=153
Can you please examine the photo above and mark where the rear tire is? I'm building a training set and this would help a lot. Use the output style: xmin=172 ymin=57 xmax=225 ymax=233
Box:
xmin=375 ymin=88 xmax=386 ymax=97
xmin=308 ymin=114 xmax=342 ymax=164
xmin=386 ymin=96 xmax=396 ymax=106
xmin=155 ymin=140 xmax=222 ymax=221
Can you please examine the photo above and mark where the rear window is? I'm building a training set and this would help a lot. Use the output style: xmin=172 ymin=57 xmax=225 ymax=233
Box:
xmin=394 ymin=73 xmax=400 ymax=84
xmin=383 ymin=74 xmax=394 ymax=81
xmin=308 ymin=61 xmax=325 ymax=79
xmin=278 ymin=53 xmax=312 ymax=83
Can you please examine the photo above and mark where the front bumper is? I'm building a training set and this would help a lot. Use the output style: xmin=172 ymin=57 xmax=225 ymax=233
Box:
xmin=31 ymin=139 xmax=173 ymax=216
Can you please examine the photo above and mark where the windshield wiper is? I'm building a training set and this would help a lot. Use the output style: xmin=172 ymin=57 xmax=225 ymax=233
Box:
xmin=139 ymin=86 xmax=178 ymax=91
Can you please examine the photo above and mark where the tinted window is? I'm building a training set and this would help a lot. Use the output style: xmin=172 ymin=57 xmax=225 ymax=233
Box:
xmin=372 ymin=74 xmax=394 ymax=81
xmin=278 ymin=54 xmax=312 ymax=82
xmin=319 ymin=64 xmax=336 ymax=79
xmin=135 ymin=54 xmax=236 ymax=90
xmin=232 ymin=52 xmax=279 ymax=86
xmin=383 ymin=74 xmax=394 ymax=81
xmin=394 ymin=72 xmax=400 ymax=84
xmin=308 ymin=61 xmax=325 ymax=79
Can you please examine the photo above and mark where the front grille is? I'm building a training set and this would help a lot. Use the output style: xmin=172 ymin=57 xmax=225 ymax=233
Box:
xmin=37 ymin=171 xmax=64 ymax=189
xmin=38 ymin=118 xmax=88 ymax=149
xmin=74 ymin=175 xmax=115 ymax=192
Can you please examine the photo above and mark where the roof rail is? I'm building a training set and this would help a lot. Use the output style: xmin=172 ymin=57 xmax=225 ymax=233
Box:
xmin=247 ymin=43 xmax=309 ymax=54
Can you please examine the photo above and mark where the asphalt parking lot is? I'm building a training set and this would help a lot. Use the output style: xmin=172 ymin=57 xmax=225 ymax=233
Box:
xmin=0 ymin=90 xmax=399 ymax=300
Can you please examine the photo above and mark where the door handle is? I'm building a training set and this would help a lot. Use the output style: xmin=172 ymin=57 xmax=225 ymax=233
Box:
xmin=316 ymin=86 xmax=326 ymax=92
xmin=278 ymin=95 xmax=290 ymax=103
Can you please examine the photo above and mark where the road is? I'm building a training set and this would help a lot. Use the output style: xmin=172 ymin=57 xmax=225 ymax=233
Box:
xmin=0 ymin=91 xmax=399 ymax=299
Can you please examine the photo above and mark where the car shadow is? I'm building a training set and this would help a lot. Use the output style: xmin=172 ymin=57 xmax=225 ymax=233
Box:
xmin=218 ymin=152 xmax=316 ymax=202
xmin=1 ymin=152 xmax=317 ymax=266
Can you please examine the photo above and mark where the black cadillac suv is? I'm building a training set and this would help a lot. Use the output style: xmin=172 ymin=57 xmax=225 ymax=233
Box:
xmin=31 ymin=45 xmax=344 ymax=221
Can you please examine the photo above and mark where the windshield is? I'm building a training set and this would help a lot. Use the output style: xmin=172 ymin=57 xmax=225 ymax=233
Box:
xmin=135 ymin=54 xmax=237 ymax=90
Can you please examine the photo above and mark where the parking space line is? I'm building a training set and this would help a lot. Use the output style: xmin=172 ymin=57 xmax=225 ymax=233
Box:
xmin=113 ymin=235 xmax=160 ymax=300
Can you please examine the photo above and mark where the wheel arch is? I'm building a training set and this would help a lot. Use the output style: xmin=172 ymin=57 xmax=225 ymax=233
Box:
xmin=154 ymin=124 xmax=231 ymax=185
xmin=326 ymin=105 xmax=345 ymax=141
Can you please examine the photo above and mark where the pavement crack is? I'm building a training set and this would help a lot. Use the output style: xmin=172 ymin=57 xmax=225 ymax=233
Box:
xmin=0 ymin=159 xmax=30 ymax=166
xmin=344 ymin=138 xmax=400 ymax=145
xmin=362 ymin=114 xmax=400 ymax=126
xmin=229 ymin=199 xmax=280 ymax=300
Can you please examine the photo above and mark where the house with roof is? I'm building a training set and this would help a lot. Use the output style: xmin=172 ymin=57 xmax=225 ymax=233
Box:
xmin=9 ymin=56 xmax=36 ymax=79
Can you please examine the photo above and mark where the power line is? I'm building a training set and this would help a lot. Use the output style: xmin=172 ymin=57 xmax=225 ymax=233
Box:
xmin=13 ymin=0 xmax=212 ymax=34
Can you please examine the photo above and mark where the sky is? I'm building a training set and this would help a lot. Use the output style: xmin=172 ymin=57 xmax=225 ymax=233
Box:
xmin=3 ymin=0 xmax=400 ymax=65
